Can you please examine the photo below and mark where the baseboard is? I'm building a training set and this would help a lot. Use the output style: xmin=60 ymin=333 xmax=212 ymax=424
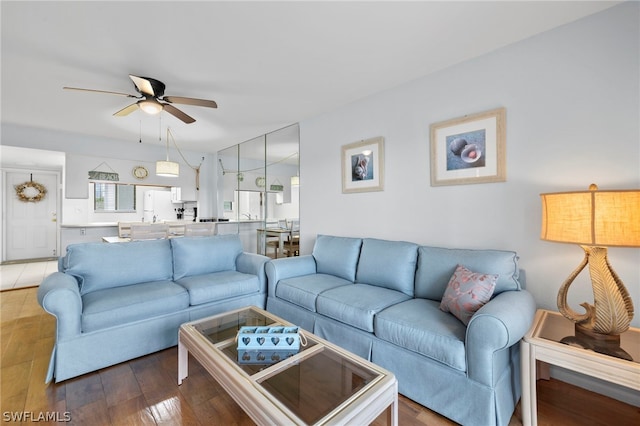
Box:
xmin=1 ymin=257 xmax=57 ymax=265
xmin=550 ymin=365 xmax=640 ymax=407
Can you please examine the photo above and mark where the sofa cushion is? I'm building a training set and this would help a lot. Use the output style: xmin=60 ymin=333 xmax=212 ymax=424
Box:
xmin=355 ymin=238 xmax=418 ymax=296
xmin=62 ymin=240 xmax=174 ymax=296
xmin=415 ymin=246 xmax=520 ymax=300
xmin=171 ymin=235 xmax=242 ymax=280
xmin=375 ymin=298 xmax=467 ymax=372
xmin=440 ymin=264 xmax=497 ymax=325
xmin=81 ymin=280 xmax=189 ymax=332
xmin=312 ymin=235 xmax=362 ymax=282
xmin=175 ymin=270 xmax=260 ymax=306
xmin=316 ymin=284 xmax=411 ymax=332
xmin=275 ymin=274 xmax=353 ymax=312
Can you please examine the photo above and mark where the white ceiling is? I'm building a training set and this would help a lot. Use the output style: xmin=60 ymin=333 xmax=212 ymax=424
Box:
xmin=1 ymin=1 xmax=619 ymax=155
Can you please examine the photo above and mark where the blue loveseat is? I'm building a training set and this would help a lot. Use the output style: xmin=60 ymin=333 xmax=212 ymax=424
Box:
xmin=266 ymin=235 xmax=536 ymax=426
xmin=37 ymin=234 xmax=268 ymax=383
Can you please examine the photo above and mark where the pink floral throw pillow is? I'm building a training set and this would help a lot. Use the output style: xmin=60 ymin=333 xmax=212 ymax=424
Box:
xmin=440 ymin=264 xmax=498 ymax=325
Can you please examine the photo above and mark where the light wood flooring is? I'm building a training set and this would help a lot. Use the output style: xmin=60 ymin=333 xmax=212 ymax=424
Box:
xmin=2 ymin=287 xmax=638 ymax=425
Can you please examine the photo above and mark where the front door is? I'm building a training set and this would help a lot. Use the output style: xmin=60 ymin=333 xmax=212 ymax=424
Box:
xmin=4 ymin=171 xmax=58 ymax=261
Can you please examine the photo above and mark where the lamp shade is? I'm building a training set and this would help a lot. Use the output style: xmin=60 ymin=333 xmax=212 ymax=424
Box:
xmin=139 ymin=99 xmax=163 ymax=115
xmin=541 ymin=185 xmax=640 ymax=247
xmin=156 ymin=160 xmax=179 ymax=177
xmin=291 ymin=175 xmax=300 ymax=186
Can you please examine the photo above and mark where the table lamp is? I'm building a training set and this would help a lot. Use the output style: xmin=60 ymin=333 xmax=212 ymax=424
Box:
xmin=540 ymin=184 xmax=639 ymax=341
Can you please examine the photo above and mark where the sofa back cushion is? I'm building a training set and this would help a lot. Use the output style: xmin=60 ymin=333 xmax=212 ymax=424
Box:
xmin=312 ymin=235 xmax=362 ymax=282
xmin=61 ymin=239 xmax=173 ymax=296
xmin=415 ymin=246 xmax=520 ymax=300
xmin=355 ymin=238 xmax=418 ymax=296
xmin=171 ymin=234 xmax=242 ymax=280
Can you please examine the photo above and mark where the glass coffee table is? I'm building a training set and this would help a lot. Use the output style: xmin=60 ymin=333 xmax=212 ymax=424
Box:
xmin=178 ymin=306 xmax=398 ymax=425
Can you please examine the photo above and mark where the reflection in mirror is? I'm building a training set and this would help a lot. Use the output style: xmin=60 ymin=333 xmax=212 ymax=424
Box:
xmin=218 ymin=144 xmax=239 ymax=219
xmin=239 ymin=135 xmax=266 ymax=218
xmin=217 ymin=123 xmax=300 ymax=255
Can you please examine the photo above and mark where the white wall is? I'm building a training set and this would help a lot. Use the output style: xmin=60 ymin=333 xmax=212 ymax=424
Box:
xmin=299 ymin=1 xmax=639 ymax=330
xmin=1 ymin=123 xmax=217 ymax=221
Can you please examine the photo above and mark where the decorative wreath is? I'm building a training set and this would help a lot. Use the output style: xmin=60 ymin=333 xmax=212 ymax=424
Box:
xmin=15 ymin=181 xmax=47 ymax=203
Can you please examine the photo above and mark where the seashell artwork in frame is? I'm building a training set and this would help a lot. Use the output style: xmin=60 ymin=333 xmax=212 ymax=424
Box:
xmin=430 ymin=108 xmax=506 ymax=186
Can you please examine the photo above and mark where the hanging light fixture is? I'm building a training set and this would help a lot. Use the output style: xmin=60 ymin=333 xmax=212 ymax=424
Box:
xmin=156 ymin=159 xmax=179 ymax=177
xmin=156 ymin=127 xmax=205 ymax=187
xmin=156 ymin=127 xmax=179 ymax=177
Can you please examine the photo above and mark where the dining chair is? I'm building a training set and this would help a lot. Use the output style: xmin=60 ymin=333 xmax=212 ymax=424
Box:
xmin=166 ymin=221 xmax=187 ymax=236
xmin=284 ymin=219 xmax=300 ymax=257
xmin=184 ymin=222 xmax=217 ymax=237
xmin=130 ymin=223 xmax=169 ymax=241
xmin=264 ymin=219 xmax=282 ymax=258
xmin=117 ymin=221 xmax=141 ymax=238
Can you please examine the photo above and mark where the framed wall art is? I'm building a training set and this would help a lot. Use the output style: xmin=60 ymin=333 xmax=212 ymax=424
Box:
xmin=341 ymin=136 xmax=384 ymax=193
xmin=430 ymin=108 xmax=506 ymax=186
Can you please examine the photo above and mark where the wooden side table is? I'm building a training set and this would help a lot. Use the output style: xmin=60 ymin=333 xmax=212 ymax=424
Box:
xmin=520 ymin=309 xmax=640 ymax=426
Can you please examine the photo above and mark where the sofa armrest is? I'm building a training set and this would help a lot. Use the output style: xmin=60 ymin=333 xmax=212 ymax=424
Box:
xmin=265 ymin=255 xmax=317 ymax=298
xmin=37 ymin=272 xmax=83 ymax=340
xmin=465 ymin=290 xmax=536 ymax=386
xmin=236 ymin=252 xmax=270 ymax=294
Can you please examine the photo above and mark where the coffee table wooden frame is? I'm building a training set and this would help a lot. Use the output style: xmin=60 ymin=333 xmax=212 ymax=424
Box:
xmin=178 ymin=306 xmax=398 ymax=425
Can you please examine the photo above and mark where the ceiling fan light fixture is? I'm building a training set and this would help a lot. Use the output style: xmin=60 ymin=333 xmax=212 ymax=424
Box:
xmin=139 ymin=99 xmax=163 ymax=115
xmin=156 ymin=160 xmax=179 ymax=177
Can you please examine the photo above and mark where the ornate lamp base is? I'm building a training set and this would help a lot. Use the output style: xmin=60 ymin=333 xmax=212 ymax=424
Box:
xmin=575 ymin=323 xmax=621 ymax=343
xmin=561 ymin=327 xmax=632 ymax=360
xmin=557 ymin=246 xmax=634 ymax=337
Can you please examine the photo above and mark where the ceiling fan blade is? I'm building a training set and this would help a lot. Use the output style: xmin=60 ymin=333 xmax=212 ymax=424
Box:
xmin=163 ymin=96 xmax=218 ymax=109
xmin=129 ymin=75 xmax=165 ymax=97
xmin=163 ymin=103 xmax=196 ymax=124
xmin=63 ymin=87 xmax=137 ymax=98
xmin=113 ymin=103 xmax=139 ymax=117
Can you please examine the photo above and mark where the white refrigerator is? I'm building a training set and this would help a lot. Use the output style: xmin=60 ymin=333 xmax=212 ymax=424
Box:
xmin=143 ymin=190 xmax=175 ymax=222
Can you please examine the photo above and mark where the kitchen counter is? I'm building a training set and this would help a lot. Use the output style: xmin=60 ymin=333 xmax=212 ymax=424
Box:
xmin=59 ymin=220 xmax=266 ymax=254
xmin=61 ymin=222 xmax=118 ymax=228
xmin=60 ymin=224 xmax=119 ymax=254
xmin=61 ymin=219 xmax=198 ymax=228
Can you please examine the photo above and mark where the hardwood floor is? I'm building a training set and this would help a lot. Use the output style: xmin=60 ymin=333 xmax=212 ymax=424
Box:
xmin=1 ymin=287 xmax=638 ymax=425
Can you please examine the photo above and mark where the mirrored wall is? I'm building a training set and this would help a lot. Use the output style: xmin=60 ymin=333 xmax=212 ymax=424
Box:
xmin=217 ymin=124 xmax=300 ymax=254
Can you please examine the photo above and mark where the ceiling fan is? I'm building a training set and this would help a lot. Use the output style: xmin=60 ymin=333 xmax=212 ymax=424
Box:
xmin=63 ymin=75 xmax=217 ymax=124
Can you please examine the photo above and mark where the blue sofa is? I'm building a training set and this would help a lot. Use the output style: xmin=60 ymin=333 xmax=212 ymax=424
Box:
xmin=37 ymin=234 xmax=268 ymax=383
xmin=266 ymin=235 xmax=536 ymax=426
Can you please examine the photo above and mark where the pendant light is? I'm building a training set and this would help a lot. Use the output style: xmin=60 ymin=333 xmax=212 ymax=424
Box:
xmin=156 ymin=120 xmax=179 ymax=177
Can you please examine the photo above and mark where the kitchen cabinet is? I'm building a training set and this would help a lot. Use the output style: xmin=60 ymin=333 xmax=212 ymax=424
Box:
xmin=171 ymin=187 xmax=196 ymax=203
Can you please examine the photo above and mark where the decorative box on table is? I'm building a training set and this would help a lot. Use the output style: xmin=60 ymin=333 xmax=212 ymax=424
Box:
xmin=237 ymin=326 xmax=301 ymax=364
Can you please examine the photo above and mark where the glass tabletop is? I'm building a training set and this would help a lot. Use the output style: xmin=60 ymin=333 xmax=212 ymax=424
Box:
xmin=258 ymin=345 xmax=379 ymax=424
xmin=185 ymin=306 xmax=389 ymax=424
xmin=537 ymin=312 xmax=640 ymax=363
xmin=194 ymin=307 xmax=277 ymax=345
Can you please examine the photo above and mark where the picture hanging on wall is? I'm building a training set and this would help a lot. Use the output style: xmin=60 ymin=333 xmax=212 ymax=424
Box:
xmin=342 ymin=137 xmax=384 ymax=193
xmin=430 ymin=108 xmax=506 ymax=186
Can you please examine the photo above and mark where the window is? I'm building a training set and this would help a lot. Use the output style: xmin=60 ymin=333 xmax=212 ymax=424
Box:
xmin=94 ymin=183 xmax=136 ymax=212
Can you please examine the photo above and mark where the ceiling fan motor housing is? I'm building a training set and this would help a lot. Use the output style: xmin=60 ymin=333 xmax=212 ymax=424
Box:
xmin=132 ymin=75 xmax=166 ymax=97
